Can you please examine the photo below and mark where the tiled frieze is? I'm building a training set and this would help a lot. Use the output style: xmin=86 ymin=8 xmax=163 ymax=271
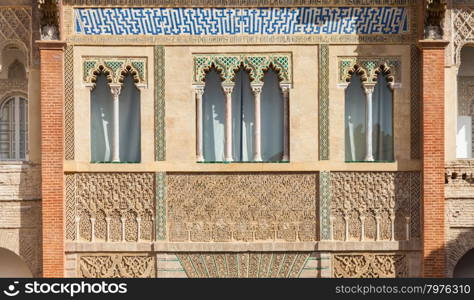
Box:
xmin=332 ymin=253 xmax=408 ymax=278
xmin=167 ymin=173 xmax=318 ymax=242
xmin=65 ymin=173 xmax=155 ymax=242
xmin=78 ymin=253 xmax=156 ymax=278
xmin=74 ymin=7 xmax=410 ymax=36
xmin=330 ymin=172 xmax=421 ymax=241
xmin=193 ymin=53 xmax=292 ymax=85
xmin=176 ymin=252 xmax=311 ymax=278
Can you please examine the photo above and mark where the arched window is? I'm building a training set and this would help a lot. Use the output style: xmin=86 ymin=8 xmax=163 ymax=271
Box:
xmin=261 ymin=69 xmax=284 ymax=162
xmin=457 ymin=46 xmax=474 ymax=159
xmin=345 ymin=74 xmax=366 ymax=161
xmin=202 ymin=68 xmax=225 ymax=162
xmin=232 ymin=68 xmax=254 ymax=161
xmin=90 ymin=73 xmax=141 ymax=163
xmin=345 ymin=71 xmax=394 ymax=162
xmin=199 ymin=67 xmax=288 ymax=162
xmin=0 ymin=96 xmax=28 ymax=160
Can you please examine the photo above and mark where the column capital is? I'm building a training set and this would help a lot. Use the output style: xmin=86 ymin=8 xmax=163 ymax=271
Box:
xmin=418 ymin=40 xmax=450 ymax=50
xmin=222 ymin=84 xmax=235 ymax=95
xmin=109 ymin=84 xmax=122 ymax=98
xmin=363 ymin=84 xmax=376 ymax=95
xmin=194 ymin=85 xmax=205 ymax=96
xmin=251 ymin=84 xmax=263 ymax=95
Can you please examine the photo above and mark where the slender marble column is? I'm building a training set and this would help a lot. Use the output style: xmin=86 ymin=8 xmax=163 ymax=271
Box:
xmin=105 ymin=217 xmax=111 ymax=242
xmin=195 ymin=86 xmax=205 ymax=162
xmin=281 ymin=85 xmax=290 ymax=161
xmin=360 ymin=216 xmax=365 ymax=241
xmin=363 ymin=85 xmax=375 ymax=162
xmin=405 ymin=216 xmax=411 ymax=241
xmin=110 ymin=85 xmax=122 ymax=162
xmin=90 ymin=217 xmax=96 ymax=242
xmin=223 ymin=85 xmax=234 ymax=162
xmin=251 ymin=84 xmax=263 ymax=162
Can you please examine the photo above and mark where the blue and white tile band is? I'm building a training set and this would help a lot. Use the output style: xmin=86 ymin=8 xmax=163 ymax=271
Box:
xmin=75 ymin=7 xmax=409 ymax=36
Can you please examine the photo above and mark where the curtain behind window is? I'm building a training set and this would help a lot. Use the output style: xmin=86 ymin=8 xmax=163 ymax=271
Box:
xmin=203 ymin=69 xmax=225 ymax=161
xmin=119 ymin=75 xmax=141 ymax=163
xmin=91 ymin=74 xmax=113 ymax=162
xmin=345 ymin=74 xmax=366 ymax=161
xmin=261 ymin=70 xmax=284 ymax=161
xmin=232 ymin=69 xmax=254 ymax=161
xmin=372 ymin=74 xmax=394 ymax=161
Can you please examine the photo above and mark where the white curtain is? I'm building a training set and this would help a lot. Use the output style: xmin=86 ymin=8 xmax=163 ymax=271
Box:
xmin=261 ymin=70 xmax=284 ymax=161
xmin=119 ymin=75 xmax=141 ymax=163
xmin=90 ymin=74 xmax=141 ymax=163
xmin=91 ymin=74 xmax=113 ymax=162
xmin=232 ymin=69 xmax=254 ymax=161
xmin=345 ymin=74 xmax=366 ymax=161
xmin=202 ymin=69 xmax=225 ymax=162
xmin=372 ymin=74 xmax=394 ymax=161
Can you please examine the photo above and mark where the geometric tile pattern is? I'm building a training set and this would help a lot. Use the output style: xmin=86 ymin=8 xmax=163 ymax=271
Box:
xmin=193 ymin=53 xmax=292 ymax=85
xmin=319 ymin=45 xmax=329 ymax=161
xmin=156 ymin=172 xmax=167 ymax=241
xmin=176 ymin=252 xmax=310 ymax=278
xmin=64 ymin=45 xmax=75 ymax=160
xmin=155 ymin=46 xmax=166 ymax=161
xmin=319 ymin=171 xmax=331 ymax=240
xmin=74 ymin=7 xmax=409 ymax=36
xmin=410 ymin=44 xmax=421 ymax=159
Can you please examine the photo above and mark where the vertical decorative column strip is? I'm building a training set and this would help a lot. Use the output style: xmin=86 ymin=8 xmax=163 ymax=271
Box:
xmin=38 ymin=40 xmax=65 ymax=277
xmin=281 ymin=85 xmax=290 ymax=162
xmin=110 ymin=85 xmax=121 ymax=162
xmin=252 ymin=84 xmax=263 ymax=162
xmin=410 ymin=44 xmax=421 ymax=159
xmin=319 ymin=171 xmax=331 ymax=240
xmin=195 ymin=86 xmax=205 ymax=162
xmin=419 ymin=40 xmax=449 ymax=278
xmin=363 ymin=85 xmax=375 ymax=162
xmin=65 ymin=173 xmax=76 ymax=241
xmin=64 ymin=45 xmax=74 ymax=160
xmin=155 ymin=46 xmax=166 ymax=161
xmin=319 ymin=45 xmax=330 ymax=160
xmin=223 ymin=84 xmax=234 ymax=162
xmin=156 ymin=172 xmax=167 ymax=241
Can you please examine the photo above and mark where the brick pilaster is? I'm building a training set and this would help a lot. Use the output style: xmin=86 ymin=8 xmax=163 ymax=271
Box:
xmin=419 ymin=40 xmax=449 ymax=278
xmin=38 ymin=41 xmax=66 ymax=278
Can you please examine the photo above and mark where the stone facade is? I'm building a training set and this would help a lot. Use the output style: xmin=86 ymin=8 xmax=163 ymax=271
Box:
xmin=1 ymin=0 xmax=472 ymax=279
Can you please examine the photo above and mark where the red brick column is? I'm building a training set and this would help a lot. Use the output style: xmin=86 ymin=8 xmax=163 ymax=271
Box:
xmin=37 ymin=41 xmax=66 ymax=278
xmin=419 ymin=40 xmax=449 ymax=278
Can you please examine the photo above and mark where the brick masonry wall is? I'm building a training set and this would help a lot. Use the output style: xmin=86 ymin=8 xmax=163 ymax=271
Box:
xmin=39 ymin=42 xmax=65 ymax=278
xmin=420 ymin=41 xmax=449 ymax=278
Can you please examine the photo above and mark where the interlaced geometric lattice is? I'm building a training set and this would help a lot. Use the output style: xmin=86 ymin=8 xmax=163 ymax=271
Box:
xmin=453 ymin=9 xmax=474 ymax=65
xmin=193 ymin=53 xmax=292 ymax=85
xmin=83 ymin=57 xmax=147 ymax=86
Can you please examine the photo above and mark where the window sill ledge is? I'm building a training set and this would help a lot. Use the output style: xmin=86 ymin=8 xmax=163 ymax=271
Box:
xmin=197 ymin=161 xmax=290 ymax=164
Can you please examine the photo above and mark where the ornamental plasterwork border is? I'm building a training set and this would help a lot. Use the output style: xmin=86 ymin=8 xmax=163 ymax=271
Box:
xmin=453 ymin=8 xmax=474 ymax=66
xmin=82 ymin=56 xmax=148 ymax=87
xmin=63 ymin=0 xmax=418 ymax=7
xmin=337 ymin=56 xmax=402 ymax=87
xmin=193 ymin=53 xmax=292 ymax=85
xmin=155 ymin=46 xmax=165 ymax=161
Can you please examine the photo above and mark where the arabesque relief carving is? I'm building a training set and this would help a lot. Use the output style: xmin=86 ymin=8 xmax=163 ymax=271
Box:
xmin=167 ymin=173 xmax=318 ymax=242
xmin=78 ymin=254 xmax=155 ymax=278
xmin=330 ymin=172 xmax=421 ymax=241
xmin=65 ymin=173 xmax=155 ymax=242
xmin=333 ymin=253 xmax=408 ymax=278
